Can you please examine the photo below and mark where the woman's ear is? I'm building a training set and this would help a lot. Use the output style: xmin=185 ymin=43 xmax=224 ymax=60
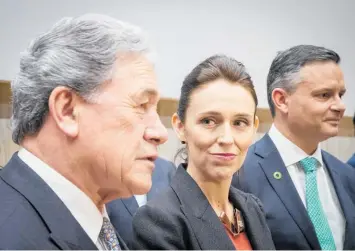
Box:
xmin=171 ymin=113 xmax=186 ymax=143
xmin=253 ymin=115 xmax=260 ymax=134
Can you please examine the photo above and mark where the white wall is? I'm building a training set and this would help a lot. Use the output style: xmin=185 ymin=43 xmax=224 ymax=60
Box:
xmin=0 ymin=0 xmax=355 ymax=115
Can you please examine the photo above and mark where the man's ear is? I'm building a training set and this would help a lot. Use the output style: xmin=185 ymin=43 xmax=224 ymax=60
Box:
xmin=48 ymin=86 xmax=80 ymax=138
xmin=272 ymin=88 xmax=290 ymax=115
xmin=171 ymin=113 xmax=186 ymax=143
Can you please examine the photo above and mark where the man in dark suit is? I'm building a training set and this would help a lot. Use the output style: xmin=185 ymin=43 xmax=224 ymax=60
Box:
xmin=347 ymin=113 xmax=355 ymax=167
xmin=0 ymin=14 xmax=168 ymax=249
xmin=233 ymin=45 xmax=355 ymax=250
xmin=107 ymin=157 xmax=175 ymax=248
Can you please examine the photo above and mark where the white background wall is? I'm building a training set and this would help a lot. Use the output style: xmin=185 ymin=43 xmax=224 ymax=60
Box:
xmin=0 ymin=0 xmax=355 ymax=116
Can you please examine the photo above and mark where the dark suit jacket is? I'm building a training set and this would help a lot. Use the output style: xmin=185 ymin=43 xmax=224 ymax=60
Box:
xmin=232 ymin=134 xmax=355 ymax=250
xmin=131 ymin=165 xmax=275 ymax=250
xmin=348 ymin=154 xmax=355 ymax=168
xmin=0 ymin=153 xmax=128 ymax=250
xmin=107 ymin=157 xmax=176 ymax=248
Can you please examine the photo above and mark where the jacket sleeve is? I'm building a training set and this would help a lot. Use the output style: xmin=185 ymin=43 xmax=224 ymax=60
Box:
xmin=250 ymin=194 xmax=265 ymax=215
xmin=249 ymin=194 xmax=276 ymax=250
xmin=131 ymin=203 xmax=189 ymax=250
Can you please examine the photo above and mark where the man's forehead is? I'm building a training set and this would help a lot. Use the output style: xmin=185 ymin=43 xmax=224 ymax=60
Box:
xmin=111 ymin=53 xmax=157 ymax=86
xmin=114 ymin=53 xmax=155 ymax=73
xmin=300 ymin=61 xmax=343 ymax=79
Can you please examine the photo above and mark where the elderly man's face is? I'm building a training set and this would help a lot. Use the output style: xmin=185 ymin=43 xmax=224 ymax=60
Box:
xmin=78 ymin=54 xmax=168 ymax=198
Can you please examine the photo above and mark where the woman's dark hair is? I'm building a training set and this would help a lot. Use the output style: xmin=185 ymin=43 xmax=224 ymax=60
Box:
xmin=175 ymin=54 xmax=258 ymax=163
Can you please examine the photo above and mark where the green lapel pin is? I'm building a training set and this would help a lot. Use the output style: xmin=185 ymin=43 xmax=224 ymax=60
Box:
xmin=273 ymin=171 xmax=282 ymax=180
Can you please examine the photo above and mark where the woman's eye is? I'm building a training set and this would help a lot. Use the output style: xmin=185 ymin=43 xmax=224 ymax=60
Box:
xmin=201 ymin=118 xmax=215 ymax=126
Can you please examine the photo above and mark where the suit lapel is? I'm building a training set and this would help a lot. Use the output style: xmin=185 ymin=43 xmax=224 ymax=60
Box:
xmin=1 ymin=154 xmax=97 ymax=250
xmin=171 ymin=166 xmax=235 ymax=250
xmin=115 ymin=229 xmax=129 ymax=250
xmin=256 ymin=135 xmax=321 ymax=250
xmin=322 ymin=152 xmax=355 ymax=250
xmin=120 ymin=197 xmax=139 ymax=216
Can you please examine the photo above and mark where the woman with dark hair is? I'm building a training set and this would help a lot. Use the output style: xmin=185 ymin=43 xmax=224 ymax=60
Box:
xmin=131 ymin=55 xmax=275 ymax=250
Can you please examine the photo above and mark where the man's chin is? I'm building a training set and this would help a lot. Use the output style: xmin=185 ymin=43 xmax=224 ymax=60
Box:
xmin=129 ymin=179 xmax=152 ymax=195
xmin=321 ymin=126 xmax=340 ymax=139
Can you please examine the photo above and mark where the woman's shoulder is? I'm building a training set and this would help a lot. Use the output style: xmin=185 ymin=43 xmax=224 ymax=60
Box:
xmin=135 ymin=186 xmax=183 ymax=221
xmin=230 ymin=186 xmax=264 ymax=212
xmin=132 ymin=185 xmax=192 ymax=249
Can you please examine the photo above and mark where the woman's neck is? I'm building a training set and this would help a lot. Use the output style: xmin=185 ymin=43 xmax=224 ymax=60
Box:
xmin=186 ymin=163 xmax=233 ymax=217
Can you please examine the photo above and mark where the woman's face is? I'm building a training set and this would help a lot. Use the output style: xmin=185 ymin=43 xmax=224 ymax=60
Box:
xmin=173 ymin=79 xmax=258 ymax=182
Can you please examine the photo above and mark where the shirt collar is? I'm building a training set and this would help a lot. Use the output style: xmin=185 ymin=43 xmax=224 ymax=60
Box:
xmin=134 ymin=194 xmax=147 ymax=207
xmin=268 ymin=124 xmax=323 ymax=167
xmin=18 ymin=148 xmax=106 ymax=244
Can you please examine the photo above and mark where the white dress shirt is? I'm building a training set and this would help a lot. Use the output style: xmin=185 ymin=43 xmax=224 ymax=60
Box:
xmin=268 ymin=124 xmax=345 ymax=250
xmin=18 ymin=148 xmax=111 ymax=250
xmin=134 ymin=194 xmax=147 ymax=207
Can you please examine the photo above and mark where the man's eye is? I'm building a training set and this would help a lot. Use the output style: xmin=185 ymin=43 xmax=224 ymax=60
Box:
xmin=319 ymin=93 xmax=331 ymax=99
xmin=139 ymin=103 xmax=148 ymax=110
xmin=234 ymin=120 xmax=249 ymax=127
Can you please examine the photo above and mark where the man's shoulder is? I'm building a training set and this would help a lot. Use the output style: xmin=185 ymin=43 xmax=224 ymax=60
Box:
xmin=0 ymin=179 xmax=50 ymax=248
xmin=134 ymin=186 xmax=184 ymax=225
xmin=0 ymin=179 xmax=23 ymax=226
xmin=322 ymin=150 xmax=355 ymax=175
xmin=322 ymin=150 xmax=349 ymax=166
xmin=155 ymin=157 xmax=175 ymax=168
xmin=145 ymin=185 xmax=178 ymax=210
xmin=347 ymin=154 xmax=355 ymax=168
xmin=154 ymin=157 xmax=176 ymax=175
xmin=0 ymin=178 xmax=40 ymax=224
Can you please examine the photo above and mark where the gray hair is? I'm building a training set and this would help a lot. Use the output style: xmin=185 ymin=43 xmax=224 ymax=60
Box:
xmin=267 ymin=44 xmax=340 ymax=117
xmin=11 ymin=14 xmax=152 ymax=144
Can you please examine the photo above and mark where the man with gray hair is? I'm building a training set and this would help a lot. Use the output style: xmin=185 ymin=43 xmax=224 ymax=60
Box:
xmin=233 ymin=45 xmax=355 ymax=250
xmin=0 ymin=14 xmax=168 ymax=249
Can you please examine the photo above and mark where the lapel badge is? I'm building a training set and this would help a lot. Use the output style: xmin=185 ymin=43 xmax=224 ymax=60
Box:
xmin=273 ymin=171 xmax=282 ymax=180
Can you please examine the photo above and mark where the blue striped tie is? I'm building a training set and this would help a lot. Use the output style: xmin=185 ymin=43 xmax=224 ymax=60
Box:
xmin=299 ymin=157 xmax=336 ymax=250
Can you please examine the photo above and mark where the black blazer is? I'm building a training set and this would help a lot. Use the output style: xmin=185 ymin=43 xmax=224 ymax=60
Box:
xmin=131 ymin=165 xmax=275 ymax=250
xmin=107 ymin=157 xmax=176 ymax=248
xmin=0 ymin=153 xmax=128 ymax=250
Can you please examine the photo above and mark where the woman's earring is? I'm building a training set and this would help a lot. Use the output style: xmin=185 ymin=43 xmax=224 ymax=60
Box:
xmin=181 ymin=141 xmax=186 ymax=144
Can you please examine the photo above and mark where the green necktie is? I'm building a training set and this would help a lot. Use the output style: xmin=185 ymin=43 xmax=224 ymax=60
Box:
xmin=299 ymin=157 xmax=336 ymax=250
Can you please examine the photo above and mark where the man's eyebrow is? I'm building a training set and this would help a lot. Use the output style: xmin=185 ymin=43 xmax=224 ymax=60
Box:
xmin=135 ymin=88 xmax=159 ymax=102
xmin=137 ymin=88 xmax=158 ymax=96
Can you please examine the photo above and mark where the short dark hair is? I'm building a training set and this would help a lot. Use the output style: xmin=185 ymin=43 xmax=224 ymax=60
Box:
xmin=267 ymin=45 xmax=340 ymax=117
xmin=177 ymin=54 xmax=257 ymax=123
